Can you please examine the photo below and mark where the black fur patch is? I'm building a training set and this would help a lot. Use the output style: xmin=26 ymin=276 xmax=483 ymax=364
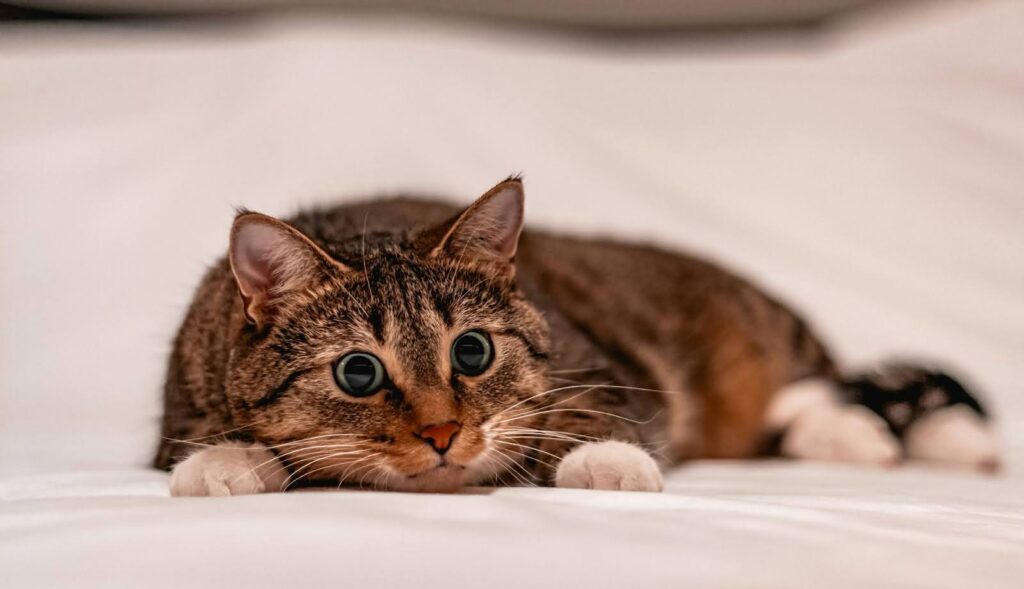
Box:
xmin=367 ymin=308 xmax=385 ymax=342
xmin=497 ymin=327 xmax=549 ymax=362
xmin=841 ymin=363 xmax=988 ymax=438
xmin=254 ymin=368 xmax=311 ymax=408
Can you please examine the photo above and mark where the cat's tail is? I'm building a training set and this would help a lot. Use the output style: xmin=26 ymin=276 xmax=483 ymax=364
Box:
xmin=837 ymin=362 xmax=1000 ymax=472
xmin=767 ymin=361 xmax=1000 ymax=472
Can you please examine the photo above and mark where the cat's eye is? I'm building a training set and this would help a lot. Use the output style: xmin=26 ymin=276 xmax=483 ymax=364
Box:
xmin=451 ymin=331 xmax=493 ymax=376
xmin=334 ymin=353 xmax=386 ymax=397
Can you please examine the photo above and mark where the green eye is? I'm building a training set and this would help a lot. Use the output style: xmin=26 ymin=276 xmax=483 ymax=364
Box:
xmin=334 ymin=353 xmax=386 ymax=397
xmin=451 ymin=331 xmax=493 ymax=376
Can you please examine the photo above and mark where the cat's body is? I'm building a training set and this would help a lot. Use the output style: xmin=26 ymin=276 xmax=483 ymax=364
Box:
xmin=157 ymin=179 xmax=999 ymax=495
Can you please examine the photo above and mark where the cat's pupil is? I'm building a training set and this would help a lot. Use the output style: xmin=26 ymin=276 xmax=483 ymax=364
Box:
xmin=335 ymin=353 xmax=384 ymax=397
xmin=345 ymin=358 xmax=374 ymax=388
xmin=451 ymin=331 xmax=492 ymax=376
xmin=457 ymin=340 xmax=484 ymax=365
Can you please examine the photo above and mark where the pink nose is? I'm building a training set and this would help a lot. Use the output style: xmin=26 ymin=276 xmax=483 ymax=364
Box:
xmin=418 ymin=422 xmax=461 ymax=454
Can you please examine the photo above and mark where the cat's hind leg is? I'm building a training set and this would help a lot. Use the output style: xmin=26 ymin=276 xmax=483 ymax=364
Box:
xmin=843 ymin=364 xmax=1001 ymax=472
xmin=169 ymin=442 xmax=288 ymax=497
xmin=766 ymin=366 xmax=1000 ymax=471
xmin=766 ymin=379 xmax=902 ymax=466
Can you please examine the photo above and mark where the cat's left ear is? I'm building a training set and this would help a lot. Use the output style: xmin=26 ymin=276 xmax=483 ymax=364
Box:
xmin=427 ymin=177 xmax=525 ymax=267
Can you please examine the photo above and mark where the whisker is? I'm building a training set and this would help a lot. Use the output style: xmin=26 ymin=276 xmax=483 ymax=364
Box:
xmin=499 ymin=426 xmax=603 ymax=442
xmin=498 ymin=407 xmax=661 ymax=426
xmin=166 ymin=432 xmax=367 ymax=453
xmin=224 ymin=434 xmax=372 ymax=487
xmin=489 ymin=382 xmax=609 ymax=420
xmin=371 ymin=466 xmax=391 ymax=490
xmin=503 ymin=430 xmax=667 ymax=453
xmin=552 ymin=383 xmax=689 ymax=397
xmin=222 ymin=438 xmax=369 ymax=489
xmin=547 ymin=376 xmax=588 ymax=384
xmin=492 ymin=439 xmax=560 ymax=471
xmin=282 ymin=448 xmax=372 ymax=490
xmin=360 ymin=213 xmax=377 ymax=303
xmin=338 ymin=453 xmax=381 ymax=487
xmin=493 ymin=385 xmax=603 ymax=424
xmin=231 ymin=443 xmax=367 ymax=490
xmin=265 ymin=441 xmax=367 ymax=470
xmin=548 ymin=366 xmax=609 ymax=375
xmin=289 ymin=446 xmax=373 ymax=482
xmin=488 ymin=448 xmax=536 ymax=488
xmin=336 ymin=277 xmax=370 ymax=316
xmin=499 ymin=382 xmax=689 ymax=423
xmin=160 ymin=422 xmax=260 ymax=444
xmin=497 ymin=427 xmax=599 ymax=444
xmin=482 ymin=448 xmax=517 ymax=484
xmin=487 ymin=459 xmax=502 ymax=486
xmin=487 ymin=446 xmax=536 ymax=487
xmin=358 ymin=458 xmax=385 ymax=488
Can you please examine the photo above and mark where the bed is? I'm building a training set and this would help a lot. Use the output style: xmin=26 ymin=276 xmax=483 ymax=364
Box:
xmin=1 ymin=1 xmax=1022 ymax=586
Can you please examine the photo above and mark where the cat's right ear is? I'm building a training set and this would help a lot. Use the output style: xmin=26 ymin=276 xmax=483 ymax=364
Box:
xmin=229 ymin=212 xmax=348 ymax=328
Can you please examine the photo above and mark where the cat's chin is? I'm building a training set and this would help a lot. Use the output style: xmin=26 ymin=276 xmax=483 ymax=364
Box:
xmin=387 ymin=464 xmax=468 ymax=493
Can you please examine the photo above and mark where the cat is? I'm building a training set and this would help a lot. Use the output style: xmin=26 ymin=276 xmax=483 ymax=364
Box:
xmin=156 ymin=177 xmax=1000 ymax=495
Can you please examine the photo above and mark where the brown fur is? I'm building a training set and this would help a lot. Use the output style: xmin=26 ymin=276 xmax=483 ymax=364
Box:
xmin=155 ymin=178 xmax=835 ymax=490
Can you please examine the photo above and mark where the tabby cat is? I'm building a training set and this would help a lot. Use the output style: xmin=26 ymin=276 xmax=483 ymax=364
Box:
xmin=156 ymin=178 xmax=999 ymax=495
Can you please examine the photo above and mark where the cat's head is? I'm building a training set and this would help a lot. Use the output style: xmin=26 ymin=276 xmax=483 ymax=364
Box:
xmin=224 ymin=178 xmax=550 ymax=491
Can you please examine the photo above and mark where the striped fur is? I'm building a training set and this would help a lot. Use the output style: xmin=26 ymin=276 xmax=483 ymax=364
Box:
xmin=156 ymin=178 xmax=996 ymax=493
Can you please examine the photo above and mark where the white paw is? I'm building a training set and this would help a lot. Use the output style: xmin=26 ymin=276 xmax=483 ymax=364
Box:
xmin=169 ymin=442 xmax=288 ymax=497
xmin=555 ymin=441 xmax=663 ymax=492
xmin=782 ymin=405 xmax=901 ymax=466
xmin=905 ymin=406 xmax=1001 ymax=472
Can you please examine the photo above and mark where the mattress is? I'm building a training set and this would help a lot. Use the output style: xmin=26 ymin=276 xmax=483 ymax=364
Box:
xmin=1 ymin=1 xmax=1022 ymax=586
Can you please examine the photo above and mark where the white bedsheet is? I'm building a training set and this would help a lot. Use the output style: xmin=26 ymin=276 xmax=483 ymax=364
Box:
xmin=2 ymin=464 xmax=1023 ymax=588
xmin=1 ymin=1 xmax=1023 ymax=586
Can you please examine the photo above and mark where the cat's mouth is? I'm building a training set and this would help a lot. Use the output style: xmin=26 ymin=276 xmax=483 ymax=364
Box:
xmin=383 ymin=439 xmax=487 ymax=492
xmin=406 ymin=460 xmax=466 ymax=479
xmin=393 ymin=462 xmax=467 ymax=492
xmin=407 ymin=465 xmax=464 ymax=479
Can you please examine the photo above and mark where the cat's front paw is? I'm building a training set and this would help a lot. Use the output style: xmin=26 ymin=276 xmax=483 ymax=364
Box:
xmin=555 ymin=441 xmax=663 ymax=492
xmin=169 ymin=442 xmax=288 ymax=497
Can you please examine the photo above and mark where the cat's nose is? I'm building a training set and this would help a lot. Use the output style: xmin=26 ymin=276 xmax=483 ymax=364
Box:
xmin=417 ymin=422 xmax=461 ymax=455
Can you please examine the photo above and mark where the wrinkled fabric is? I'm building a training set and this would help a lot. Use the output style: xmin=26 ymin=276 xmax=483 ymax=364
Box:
xmin=1 ymin=464 xmax=1022 ymax=588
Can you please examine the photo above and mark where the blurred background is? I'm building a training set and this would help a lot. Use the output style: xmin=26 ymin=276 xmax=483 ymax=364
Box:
xmin=1 ymin=0 xmax=1022 ymax=474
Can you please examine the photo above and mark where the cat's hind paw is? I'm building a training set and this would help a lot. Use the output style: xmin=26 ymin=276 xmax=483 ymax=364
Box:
xmin=905 ymin=405 xmax=1001 ymax=472
xmin=169 ymin=442 xmax=288 ymax=497
xmin=555 ymin=441 xmax=663 ymax=492
xmin=782 ymin=405 xmax=901 ymax=466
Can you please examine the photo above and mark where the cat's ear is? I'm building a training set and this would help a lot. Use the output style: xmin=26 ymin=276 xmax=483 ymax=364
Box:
xmin=229 ymin=212 xmax=347 ymax=327
xmin=428 ymin=177 xmax=525 ymax=266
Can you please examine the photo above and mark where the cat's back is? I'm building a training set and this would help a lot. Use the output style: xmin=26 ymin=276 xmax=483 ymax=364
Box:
xmin=515 ymin=228 xmax=758 ymax=315
xmin=289 ymin=196 xmax=753 ymax=307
